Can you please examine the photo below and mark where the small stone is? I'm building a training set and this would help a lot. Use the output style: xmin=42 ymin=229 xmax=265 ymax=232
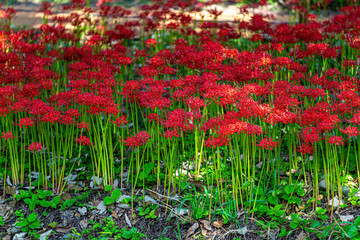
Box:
xmin=340 ymin=215 xmax=354 ymax=222
xmin=13 ymin=232 xmax=27 ymax=240
xmin=183 ymin=161 xmax=196 ymax=170
xmin=113 ymin=179 xmax=119 ymax=188
xmin=117 ymin=194 xmax=131 ymax=203
xmin=238 ymin=226 xmax=248 ymax=235
xmin=64 ymin=174 xmax=77 ymax=184
xmin=118 ymin=203 xmax=130 ymax=209
xmin=6 ymin=176 xmax=12 ymax=186
xmin=124 ymin=214 xmax=132 ymax=228
xmin=79 ymin=219 xmax=89 ymax=230
xmin=175 ymin=169 xmax=187 ymax=177
xmin=90 ymin=176 xmax=103 ymax=188
xmin=169 ymin=194 xmax=180 ymax=201
xmin=78 ymin=207 xmax=87 ymax=216
xmin=327 ymin=196 xmax=344 ymax=207
xmin=144 ymin=196 xmax=158 ymax=204
xmin=319 ymin=179 xmax=331 ymax=190
xmin=342 ymin=186 xmax=350 ymax=197
xmin=0 ymin=204 xmax=14 ymax=222
xmin=96 ymin=201 xmax=107 ymax=215
xmin=39 ymin=230 xmax=52 ymax=240
xmin=2 ymin=235 xmax=11 ymax=240
xmin=7 ymin=227 xmax=21 ymax=234
xmin=170 ymin=208 xmax=188 ymax=218
xmin=297 ymin=231 xmax=307 ymax=240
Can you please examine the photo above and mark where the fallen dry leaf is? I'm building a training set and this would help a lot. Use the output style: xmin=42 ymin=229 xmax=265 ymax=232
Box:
xmin=200 ymin=224 xmax=208 ymax=236
xmin=125 ymin=214 xmax=132 ymax=228
xmin=55 ymin=227 xmax=73 ymax=233
xmin=60 ymin=193 xmax=71 ymax=202
xmin=200 ymin=220 xmax=212 ymax=231
xmin=213 ymin=220 xmax=223 ymax=228
xmin=185 ymin=222 xmax=199 ymax=239
xmin=296 ymin=231 xmax=307 ymax=240
xmin=5 ymin=186 xmax=16 ymax=196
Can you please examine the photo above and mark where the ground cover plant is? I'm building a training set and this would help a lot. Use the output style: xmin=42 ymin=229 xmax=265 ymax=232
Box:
xmin=1 ymin=0 xmax=360 ymax=239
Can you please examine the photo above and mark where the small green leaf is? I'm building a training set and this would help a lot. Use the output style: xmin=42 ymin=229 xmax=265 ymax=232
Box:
xmin=27 ymin=213 xmax=38 ymax=223
xmin=354 ymin=217 xmax=360 ymax=227
xmin=16 ymin=221 xmax=28 ymax=227
xmin=29 ymin=202 xmax=36 ymax=211
xmin=104 ymin=196 xmax=114 ymax=206
xmin=311 ymin=220 xmax=321 ymax=228
xmin=105 ymin=185 xmax=112 ymax=192
xmin=29 ymin=221 xmax=40 ymax=229
xmin=40 ymin=200 xmax=51 ymax=208
xmin=52 ymin=196 xmax=60 ymax=205
xmin=21 ymin=226 xmax=29 ymax=232
xmin=290 ymin=221 xmax=298 ymax=229
xmin=297 ymin=188 xmax=306 ymax=197
xmin=279 ymin=227 xmax=287 ymax=237
xmin=48 ymin=221 xmax=57 ymax=228
xmin=343 ymin=225 xmax=358 ymax=238
xmin=323 ymin=226 xmax=332 ymax=238
xmin=111 ymin=189 xmax=121 ymax=200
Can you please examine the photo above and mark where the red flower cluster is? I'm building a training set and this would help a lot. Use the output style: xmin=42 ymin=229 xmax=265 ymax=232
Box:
xmin=124 ymin=131 xmax=151 ymax=149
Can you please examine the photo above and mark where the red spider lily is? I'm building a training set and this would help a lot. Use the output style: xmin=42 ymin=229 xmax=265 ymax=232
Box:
xmin=145 ymin=113 xmax=162 ymax=124
xmin=164 ymin=109 xmax=194 ymax=132
xmin=111 ymin=115 xmax=129 ymax=127
xmin=205 ymin=135 xmax=230 ymax=149
xmin=297 ymin=143 xmax=314 ymax=155
xmin=77 ymin=121 xmax=90 ymax=132
xmin=245 ymin=124 xmax=264 ymax=136
xmin=218 ymin=121 xmax=249 ymax=136
xmin=327 ymin=136 xmax=344 ymax=146
xmin=163 ymin=129 xmax=180 ymax=140
xmin=207 ymin=7 xmax=223 ymax=19
xmin=124 ymin=131 xmax=151 ymax=149
xmin=256 ymin=137 xmax=278 ymax=150
xmin=186 ymin=97 xmax=206 ymax=110
xmin=301 ymin=127 xmax=320 ymax=144
xmin=18 ymin=117 xmax=34 ymax=129
xmin=340 ymin=126 xmax=360 ymax=138
xmin=28 ymin=142 xmax=44 ymax=153
xmin=75 ymin=136 xmax=91 ymax=146
xmin=145 ymin=39 xmax=157 ymax=48
xmin=1 ymin=131 xmax=14 ymax=140
xmin=39 ymin=2 xmax=52 ymax=16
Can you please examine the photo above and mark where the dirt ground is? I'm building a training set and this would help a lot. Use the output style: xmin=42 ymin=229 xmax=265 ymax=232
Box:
xmin=6 ymin=3 xmax=292 ymax=29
